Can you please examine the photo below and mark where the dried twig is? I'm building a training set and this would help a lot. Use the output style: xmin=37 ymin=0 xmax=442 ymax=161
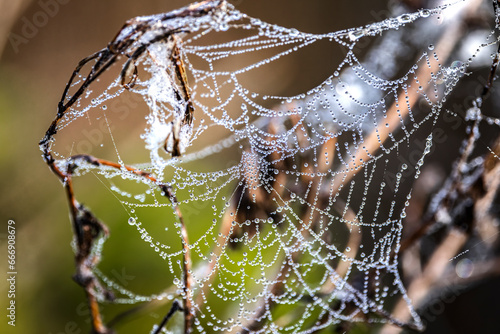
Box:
xmin=39 ymin=3 xmax=228 ymax=332
xmin=63 ymin=155 xmax=193 ymax=332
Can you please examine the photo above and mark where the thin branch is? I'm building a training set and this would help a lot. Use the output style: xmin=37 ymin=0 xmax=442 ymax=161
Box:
xmin=152 ymin=300 xmax=184 ymax=334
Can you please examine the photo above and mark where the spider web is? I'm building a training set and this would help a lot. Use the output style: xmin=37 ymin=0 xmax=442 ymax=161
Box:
xmin=40 ymin=0 xmax=500 ymax=333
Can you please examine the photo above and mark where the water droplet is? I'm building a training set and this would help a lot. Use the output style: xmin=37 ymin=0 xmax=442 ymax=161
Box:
xmin=398 ymin=14 xmax=412 ymax=23
xmin=420 ymin=9 xmax=431 ymax=18
xmin=348 ymin=30 xmax=364 ymax=41
xmin=456 ymin=258 xmax=474 ymax=278
xmin=219 ymin=22 xmax=229 ymax=31
xmin=451 ymin=60 xmax=463 ymax=69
